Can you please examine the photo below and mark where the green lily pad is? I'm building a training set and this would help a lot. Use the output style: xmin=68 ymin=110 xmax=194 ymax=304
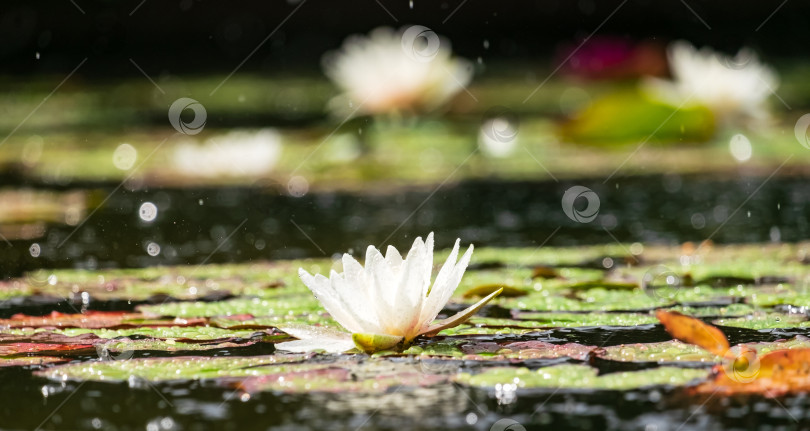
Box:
xmin=511 ymin=312 xmax=659 ymax=327
xmin=6 ymin=326 xmax=282 ymax=342
xmin=401 ymin=339 xmax=595 ymax=362
xmin=713 ymin=312 xmax=809 ymax=329
xmin=0 ymin=356 xmax=67 ymax=367
xmin=0 ymin=311 xmax=207 ymax=329
xmin=455 ymin=364 xmax=710 ymax=390
xmin=138 ymin=297 xmax=324 ymax=319
xmin=598 ymin=340 xmax=718 ymax=364
xmin=597 ymin=336 xmax=810 ymax=364
xmin=36 ymin=354 xmax=311 ymax=382
xmin=463 ymin=284 xmax=527 ymax=298
xmin=238 ymin=360 xmax=448 ymax=394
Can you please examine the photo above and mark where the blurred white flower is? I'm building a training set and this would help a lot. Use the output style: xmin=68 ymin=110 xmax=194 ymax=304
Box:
xmin=171 ymin=129 xmax=282 ymax=178
xmin=277 ymin=233 xmax=501 ymax=354
xmin=643 ymin=41 xmax=779 ymax=127
xmin=323 ymin=27 xmax=473 ymax=117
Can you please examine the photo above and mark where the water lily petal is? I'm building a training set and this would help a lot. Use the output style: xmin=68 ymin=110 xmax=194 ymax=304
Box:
xmin=427 ymin=238 xmax=460 ymax=298
xmin=299 ymin=269 xmax=362 ymax=332
xmin=341 ymin=253 xmax=366 ymax=289
xmin=384 ymin=245 xmax=403 ymax=274
xmin=364 ymin=245 xmax=395 ymax=326
xmin=275 ymin=338 xmax=355 ymax=354
xmin=330 ymin=270 xmax=383 ymax=334
xmin=385 ymin=236 xmax=431 ymax=338
xmin=420 ymin=243 xmax=473 ymax=326
xmin=419 ymin=287 xmax=503 ymax=337
xmin=276 ymin=325 xmax=356 ymax=354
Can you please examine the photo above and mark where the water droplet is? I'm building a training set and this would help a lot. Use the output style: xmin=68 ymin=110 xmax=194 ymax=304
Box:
xmin=29 ymin=243 xmax=41 ymax=257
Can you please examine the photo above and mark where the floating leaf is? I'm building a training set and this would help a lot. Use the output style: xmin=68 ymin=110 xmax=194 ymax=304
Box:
xmin=531 ymin=266 xmax=560 ymax=279
xmin=0 ymin=342 xmax=96 ymax=356
xmin=462 ymin=284 xmax=526 ymax=298
xmin=693 ymin=349 xmax=810 ymax=397
xmin=402 ymin=339 xmax=595 ymax=362
xmin=655 ymin=310 xmax=730 ymax=356
xmin=139 ymin=297 xmax=323 ymax=319
xmin=455 ymin=364 xmax=709 ymax=390
xmin=598 ymin=340 xmax=718 ymax=363
xmin=511 ymin=312 xmax=658 ymax=327
xmin=0 ymin=356 xmax=67 ymax=367
xmin=0 ymin=311 xmax=206 ymax=329
xmin=713 ymin=312 xmax=809 ymax=330
xmin=238 ymin=360 xmax=447 ymax=394
xmin=37 ymin=354 xmax=311 ymax=382
xmin=5 ymin=326 xmax=282 ymax=342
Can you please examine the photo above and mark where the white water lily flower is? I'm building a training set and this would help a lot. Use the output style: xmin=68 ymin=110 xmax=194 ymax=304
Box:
xmin=277 ymin=233 xmax=501 ymax=354
xmin=323 ymin=27 xmax=473 ymax=117
xmin=643 ymin=41 xmax=779 ymax=127
xmin=171 ymin=129 xmax=282 ymax=178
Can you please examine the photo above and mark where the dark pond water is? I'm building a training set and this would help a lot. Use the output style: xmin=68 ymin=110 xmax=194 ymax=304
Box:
xmin=1 ymin=173 xmax=807 ymax=278
xmin=3 ymin=173 xmax=810 ymax=431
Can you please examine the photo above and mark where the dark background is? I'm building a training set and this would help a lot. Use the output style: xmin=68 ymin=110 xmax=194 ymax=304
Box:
xmin=2 ymin=0 xmax=807 ymax=77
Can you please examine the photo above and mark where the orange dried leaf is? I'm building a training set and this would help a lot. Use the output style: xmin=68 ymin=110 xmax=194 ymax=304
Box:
xmin=694 ymin=348 xmax=810 ymax=397
xmin=655 ymin=310 xmax=730 ymax=356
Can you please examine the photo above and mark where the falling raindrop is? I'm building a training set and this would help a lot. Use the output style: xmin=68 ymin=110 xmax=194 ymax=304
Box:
xmin=35 ymin=52 xmax=40 ymax=59
xmin=770 ymin=226 xmax=781 ymax=242
xmin=409 ymin=0 xmax=413 ymax=8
